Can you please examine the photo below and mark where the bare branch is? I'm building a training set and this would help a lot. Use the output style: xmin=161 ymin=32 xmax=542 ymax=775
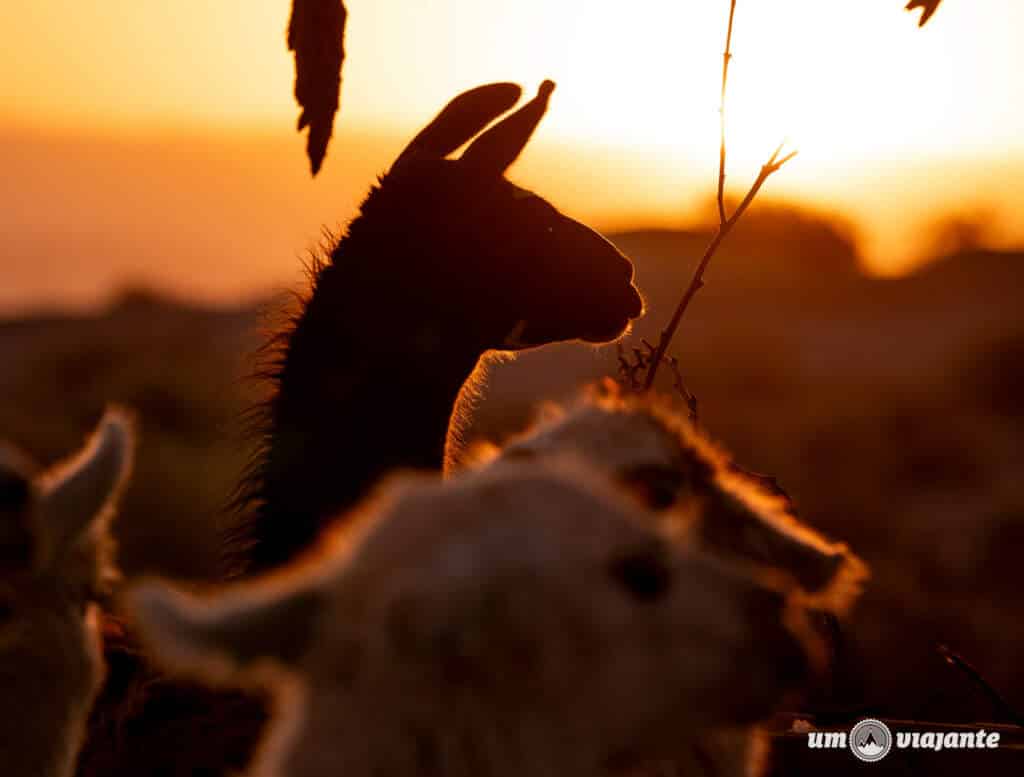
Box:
xmin=937 ymin=644 xmax=1024 ymax=727
xmin=638 ymin=0 xmax=797 ymax=392
xmin=717 ymin=0 xmax=737 ymax=226
xmin=642 ymin=141 xmax=795 ymax=390
xmin=618 ymin=343 xmax=697 ymax=417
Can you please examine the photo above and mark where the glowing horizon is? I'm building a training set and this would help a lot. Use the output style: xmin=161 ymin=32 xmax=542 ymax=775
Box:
xmin=2 ymin=0 xmax=1023 ymax=290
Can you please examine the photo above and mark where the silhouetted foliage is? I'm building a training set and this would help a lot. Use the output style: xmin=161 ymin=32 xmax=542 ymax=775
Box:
xmin=288 ymin=0 xmax=347 ymax=176
xmin=906 ymin=0 xmax=943 ymax=26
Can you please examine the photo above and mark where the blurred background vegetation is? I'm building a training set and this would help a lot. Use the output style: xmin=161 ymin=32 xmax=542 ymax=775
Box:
xmin=2 ymin=206 xmax=1021 ymax=723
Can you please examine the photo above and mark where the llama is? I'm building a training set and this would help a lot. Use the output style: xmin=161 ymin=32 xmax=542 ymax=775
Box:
xmin=0 ymin=409 xmax=134 ymax=777
xmin=454 ymin=388 xmax=865 ymax=775
xmin=227 ymin=80 xmax=643 ymax=575
xmin=493 ymin=388 xmax=871 ymax=774
xmin=480 ymin=385 xmax=868 ymax=615
xmin=77 ymin=80 xmax=643 ymax=777
xmin=131 ymin=461 xmax=820 ymax=777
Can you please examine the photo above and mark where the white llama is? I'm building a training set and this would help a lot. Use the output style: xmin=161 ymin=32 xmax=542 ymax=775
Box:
xmin=0 ymin=409 xmax=134 ymax=777
xmin=130 ymin=460 xmax=819 ymax=777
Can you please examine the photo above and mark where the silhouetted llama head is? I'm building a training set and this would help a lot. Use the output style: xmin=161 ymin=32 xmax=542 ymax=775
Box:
xmin=0 ymin=409 xmax=134 ymax=777
xmin=137 ymin=461 xmax=817 ymax=777
xmin=337 ymin=80 xmax=643 ymax=350
xmin=230 ymin=81 xmax=644 ymax=574
xmin=486 ymin=385 xmax=868 ymax=616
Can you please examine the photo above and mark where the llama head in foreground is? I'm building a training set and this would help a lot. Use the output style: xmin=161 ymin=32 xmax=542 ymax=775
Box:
xmin=134 ymin=462 xmax=815 ymax=777
xmin=0 ymin=409 xmax=134 ymax=777
xmin=493 ymin=386 xmax=868 ymax=615
xmin=328 ymin=80 xmax=643 ymax=352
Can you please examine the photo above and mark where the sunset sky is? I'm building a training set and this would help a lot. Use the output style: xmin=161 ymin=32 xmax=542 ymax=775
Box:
xmin=2 ymin=0 xmax=1023 ymax=310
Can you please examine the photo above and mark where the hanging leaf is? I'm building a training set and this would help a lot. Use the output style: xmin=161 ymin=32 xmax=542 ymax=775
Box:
xmin=905 ymin=0 xmax=942 ymax=27
xmin=288 ymin=0 xmax=348 ymax=176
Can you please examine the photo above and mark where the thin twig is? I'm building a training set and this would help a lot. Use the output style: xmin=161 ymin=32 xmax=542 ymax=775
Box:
xmin=616 ymin=342 xmax=646 ymax=391
xmin=618 ymin=339 xmax=697 ymax=411
xmin=667 ymin=356 xmax=698 ymax=422
xmin=937 ymin=644 xmax=1024 ymax=727
xmin=643 ymin=142 xmax=796 ymax=390
xmin=638 ymin=0 xmax=797 ymax=391
xmin=717 ymin=0 xmax=737 ymax=226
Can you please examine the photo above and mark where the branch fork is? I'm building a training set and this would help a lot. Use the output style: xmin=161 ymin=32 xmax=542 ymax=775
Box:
xmin=621 ymin=0 xmax=797 ymax=402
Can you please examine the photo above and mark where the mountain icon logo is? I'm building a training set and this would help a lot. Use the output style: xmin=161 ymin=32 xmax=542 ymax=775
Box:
xmin=849 ymin=719 xmax=893 ymax=762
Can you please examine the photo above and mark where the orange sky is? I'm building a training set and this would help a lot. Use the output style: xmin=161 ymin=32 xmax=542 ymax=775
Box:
xmin=5 ymin=1 xmax=1023 ymax=155
xmin=2 ymin=0 xmax=1023 ymax=309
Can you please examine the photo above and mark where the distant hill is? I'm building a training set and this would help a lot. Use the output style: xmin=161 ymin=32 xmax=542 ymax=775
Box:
xmin=612 ymin=203 xmax=864 ymax=295
xmin=895 ymin=248 xmax=1024 ymax=299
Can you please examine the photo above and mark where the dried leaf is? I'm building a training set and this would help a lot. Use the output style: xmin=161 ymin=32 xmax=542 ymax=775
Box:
xmin=288 ymin=0 xmax=347 ymax=176
xmin=905 ymin=0 xmax=942 ymax=27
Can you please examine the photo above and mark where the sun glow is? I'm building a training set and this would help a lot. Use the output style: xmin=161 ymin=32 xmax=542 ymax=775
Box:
xmin=4 ymin=1 xmax=1021 ymax=162
xmin=1 ymin=0 xmax=1023 ymax=283
xmin=552 ymin=2 xmax=1015 ymax=171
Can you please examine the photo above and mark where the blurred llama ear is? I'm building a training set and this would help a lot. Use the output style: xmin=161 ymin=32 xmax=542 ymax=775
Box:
xmin=0 ymin=442 xmax=35 ymax=513
xmin=129 ymin=578 xmax=327 ymax=676
xmin=394 ymin=82 xmax=523 ymax=166
xmin=0 ymin=443 xmax=37 ymax=563
xmin=460 ymin=80 xmax=554 ymax=176
xmin=36 ymin=407 xmax=135 ymax=564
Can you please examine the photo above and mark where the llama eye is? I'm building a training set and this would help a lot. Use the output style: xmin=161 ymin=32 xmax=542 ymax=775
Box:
xmin=546 ymin=226 xmax=554 ymax=234
xmin=609 ymin=545 xmax=673 ymax=602
xmin=621 ymin=467 xmax=684 ymax=511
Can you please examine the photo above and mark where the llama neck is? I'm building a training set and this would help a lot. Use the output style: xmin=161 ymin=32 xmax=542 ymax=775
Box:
xmin=235 ymin=263 xmax=485 ymax=574
xmin=1 ymin=670 xmax=92 ymax=777
xmin=3 ymin=731 xmax=77 ymax=777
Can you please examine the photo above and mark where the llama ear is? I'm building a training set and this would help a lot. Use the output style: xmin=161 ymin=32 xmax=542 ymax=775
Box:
xmin=460 ymin=80 xmax=554 ymax=177
xmin=0 ymin=443 xmax=37 ymax=563
xmin=36 ymin=407 xmax=135 ymax=564
xmin=393 ymin=82 xmax=523 ymax=166
xmin=0 ymin=442 xmax=35 ymax=513
xmin=129 ymin=578 xmax=327 ymax=676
